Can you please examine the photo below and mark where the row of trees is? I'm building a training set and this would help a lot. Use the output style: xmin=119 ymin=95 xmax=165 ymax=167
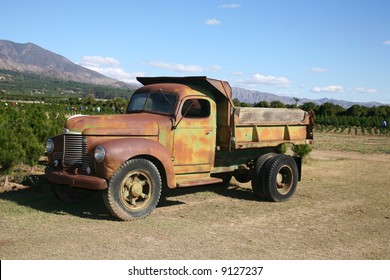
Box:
xmin=0 ymin=69 xmax=133 ymax=101
xmin=301 ymin=103 xmax=389 ymax=135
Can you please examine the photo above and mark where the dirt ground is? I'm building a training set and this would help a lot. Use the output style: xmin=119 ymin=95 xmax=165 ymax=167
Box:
xmin=0 ymin=134 xmax=389 ymax=260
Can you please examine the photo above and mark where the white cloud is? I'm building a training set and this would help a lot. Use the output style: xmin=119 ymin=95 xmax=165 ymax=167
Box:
xmin=149 ymin=61 xmax=221 ymax=73
xmin=311 ymin=85 xmax=345 ymax=93
xmin=207 ymin=65 xmax=222 ymax=71
xmin=311 ymin=86 xmax=378 ymax=94
xmin=79 ymin=56 xmax=119 ymax=67
xmin=92 ymin=67 xmax=144 ymax=83
xmin=310 ymin=67 xmax=328 ymax=73
xmin=205 ymin=18 xmax=221 ymax=25
xmin=383 ymin=40 xmax=390 ymax=45
xmin=149 ymin=61 xmax=204 ymax=72
xmin=353 ymin=87 xmax=378 ymax=94
xmin=249 ymin=73 xmax=291 ymax=87
xmin=232 ymin=71 xmax=244 ymax=76
xmin=219 ymin=4 xmax=241 ymax=8
xmin=78 ymin=55 xmax=142 ymax=83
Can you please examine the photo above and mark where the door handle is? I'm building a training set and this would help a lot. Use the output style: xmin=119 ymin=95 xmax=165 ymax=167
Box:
xmin=206 ymin=130 xmax=212 ymax=135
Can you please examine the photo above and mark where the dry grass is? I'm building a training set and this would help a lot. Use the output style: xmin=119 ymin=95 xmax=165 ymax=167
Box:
xmin=313 ymin=130 xmax=390 ymax=154
xmin=0 ymin=132 xmax=389 ymax=259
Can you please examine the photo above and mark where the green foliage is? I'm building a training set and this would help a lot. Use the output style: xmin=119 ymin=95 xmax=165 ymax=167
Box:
xmin=318 ymin=102 xmax=345 ymax=116
xmin=0 ymin=122 xmax=24 ymax=174
xmin=254 ymin=100 xmax=269 ymax=108
xmin=0 ymin=94 xmax=133 ymax=173
xmin=346 ymin=104 xmax=368 ymax=117
xmin=277 ymin=143 xmax=287 ymax=154
xmin=301 ymin=102 xmax=318 ymax=112
xmin=0 ymin=103 xmax=66 ymax=173
xmin=292 ymin=144 xmax=313 ymax=158
xmin=303 ymin=102 xmax=389 ymax=135
xmin=233 ymin=98 xmax=241 ymax=106
xmin=270 ymin=100 xmax=286 ymax=108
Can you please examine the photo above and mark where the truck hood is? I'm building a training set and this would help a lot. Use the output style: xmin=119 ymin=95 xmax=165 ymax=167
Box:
xmin=65 ymin=113 xmax=172 ymax=136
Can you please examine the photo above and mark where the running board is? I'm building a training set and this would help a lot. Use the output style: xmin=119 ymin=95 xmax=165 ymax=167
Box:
xmin=176 ymin=177 xmax=223 ymax=187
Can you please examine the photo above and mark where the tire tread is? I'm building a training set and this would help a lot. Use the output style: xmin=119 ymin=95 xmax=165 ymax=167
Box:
xmin=103 ymin=158 xmax=162 ymax=221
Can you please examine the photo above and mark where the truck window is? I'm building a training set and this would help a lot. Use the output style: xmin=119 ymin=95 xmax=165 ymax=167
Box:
xmin=127 ymin=91 xmax=177 ymax=115
xmin=182 ymin=99 xmax=210 ymax=118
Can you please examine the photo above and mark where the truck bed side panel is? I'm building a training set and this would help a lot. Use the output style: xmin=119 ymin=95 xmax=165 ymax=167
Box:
xmin=233 ymin=107 xmax=313 ymax=149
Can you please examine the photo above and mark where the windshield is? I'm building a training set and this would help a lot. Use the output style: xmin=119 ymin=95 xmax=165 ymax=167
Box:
xmin=127 ymin=91 xmax=177 ymax=115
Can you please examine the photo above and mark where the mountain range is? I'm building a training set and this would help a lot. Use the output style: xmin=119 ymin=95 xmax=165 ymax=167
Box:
xmin=0 ymin=39 xmax=384 ymax=108
xmin=0 ymin=40 xmax=136 ymax=90
xmin=231 ymin=87 xmax=383 ymax=108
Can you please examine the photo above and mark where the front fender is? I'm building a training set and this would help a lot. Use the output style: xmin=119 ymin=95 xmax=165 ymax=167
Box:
xmin=95 ymin=138 xmax=176 ymax=188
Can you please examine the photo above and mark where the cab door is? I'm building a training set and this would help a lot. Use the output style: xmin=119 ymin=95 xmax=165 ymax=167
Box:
xmin=172 ymin=97 xmax=216 ymax=175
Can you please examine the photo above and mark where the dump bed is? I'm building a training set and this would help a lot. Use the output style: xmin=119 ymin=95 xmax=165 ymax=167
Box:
xmin=233 ymin=107 xmax=313 ymax=149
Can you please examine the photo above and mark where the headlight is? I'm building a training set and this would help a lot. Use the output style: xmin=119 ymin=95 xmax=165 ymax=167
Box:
xmin=46 ymin=139 xmax=54 ymax=154
xmin=94 ymin=145 xmax=106 ymax=162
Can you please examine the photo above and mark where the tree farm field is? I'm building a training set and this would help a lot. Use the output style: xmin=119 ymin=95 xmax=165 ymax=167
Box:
xmin=0 ymin=131 xmax=389 ymax=260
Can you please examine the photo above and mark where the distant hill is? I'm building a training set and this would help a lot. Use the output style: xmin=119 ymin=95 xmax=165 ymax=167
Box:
xmin=0 ymin=40 xmax=137 ymax=90
xmin=232 ymin=87 xmax=296 ymax=105
xmin=232 ymin=87 xmax=383 ymax=108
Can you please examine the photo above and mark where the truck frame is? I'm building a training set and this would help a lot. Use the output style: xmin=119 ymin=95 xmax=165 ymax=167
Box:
xmin=45 ymin=76 xmax=314 ymax=221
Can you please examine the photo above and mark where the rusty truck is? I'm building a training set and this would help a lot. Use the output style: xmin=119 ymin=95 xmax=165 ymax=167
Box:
xmin=45 ymin=76 xmax=314 ymax=221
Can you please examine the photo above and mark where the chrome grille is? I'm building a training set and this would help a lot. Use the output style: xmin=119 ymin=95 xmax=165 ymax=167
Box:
xmin=63 ymin=134 xmax=94 ymax=173
xmin=53 ymin=152 xmax=63 ymax=162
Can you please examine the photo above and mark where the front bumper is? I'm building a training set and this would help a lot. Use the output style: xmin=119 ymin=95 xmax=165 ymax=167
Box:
xmin=45 ymin=167 xmax=108 ymax=190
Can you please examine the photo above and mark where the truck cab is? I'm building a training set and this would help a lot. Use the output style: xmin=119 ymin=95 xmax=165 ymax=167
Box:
xmin=45 ymin=76 xmax=313 ymax=221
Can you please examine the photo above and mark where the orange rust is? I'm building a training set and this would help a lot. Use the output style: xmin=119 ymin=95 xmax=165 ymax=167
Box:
xmin=45 ymin=167 xmax=107 ymax=190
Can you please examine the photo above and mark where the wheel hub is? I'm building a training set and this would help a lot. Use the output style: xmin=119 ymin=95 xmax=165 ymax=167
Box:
xmin=131 ymin=181 xmax=145 ymax=197
xmin=122 ymin=172 xmax=150 ymax=208
xmin=276 ymin=173 xmax=283 ymax=185
xmin=276 ymin=166 xmax=293 ymax=194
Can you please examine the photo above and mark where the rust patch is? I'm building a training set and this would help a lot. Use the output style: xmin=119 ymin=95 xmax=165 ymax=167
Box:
xmin=95 ymin=138 xmax=176 ymax=188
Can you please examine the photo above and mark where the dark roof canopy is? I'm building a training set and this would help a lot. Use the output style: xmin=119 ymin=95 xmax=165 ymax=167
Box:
xmin=137 ymin=76 xmax=233 ymax=104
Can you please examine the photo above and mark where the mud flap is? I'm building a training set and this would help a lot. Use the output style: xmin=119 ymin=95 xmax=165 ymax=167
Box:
xmin=294 ymin=156 xmax=302 ymax=181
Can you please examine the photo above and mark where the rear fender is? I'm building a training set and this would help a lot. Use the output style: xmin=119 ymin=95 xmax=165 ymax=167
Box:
xmin=95 ymin=138 xmax=176 ymax=188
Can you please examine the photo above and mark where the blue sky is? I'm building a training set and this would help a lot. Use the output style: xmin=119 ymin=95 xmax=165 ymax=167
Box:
xmin=1 ymin=0 xmax=390 ymax=103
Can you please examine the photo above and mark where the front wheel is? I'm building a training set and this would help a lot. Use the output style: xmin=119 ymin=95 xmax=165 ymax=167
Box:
xmin=261 ymin=155 xmax=298 ymax=202
xmin=103 ymin=158 xmax=162 ymax=221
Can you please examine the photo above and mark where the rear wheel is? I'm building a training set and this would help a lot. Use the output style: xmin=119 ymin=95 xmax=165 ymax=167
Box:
xmin=103 ymin=158 xmax=162 ymax=221
xmin=262 ymin=155 xmax=298 ymax=202
xmin=251 ymin=153 xmax=276 ymax=199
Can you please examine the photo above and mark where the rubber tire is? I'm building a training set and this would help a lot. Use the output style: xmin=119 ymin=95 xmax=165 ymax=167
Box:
xmin=262 ymin=155 xmax=298 ymax=202
xmin=251 ymin=153 xmax=276 ymax=199
xmin=103 ymin=158 xmax=162 ymax=221
xmin=51 ymin=184 xmax=96 ymax=203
